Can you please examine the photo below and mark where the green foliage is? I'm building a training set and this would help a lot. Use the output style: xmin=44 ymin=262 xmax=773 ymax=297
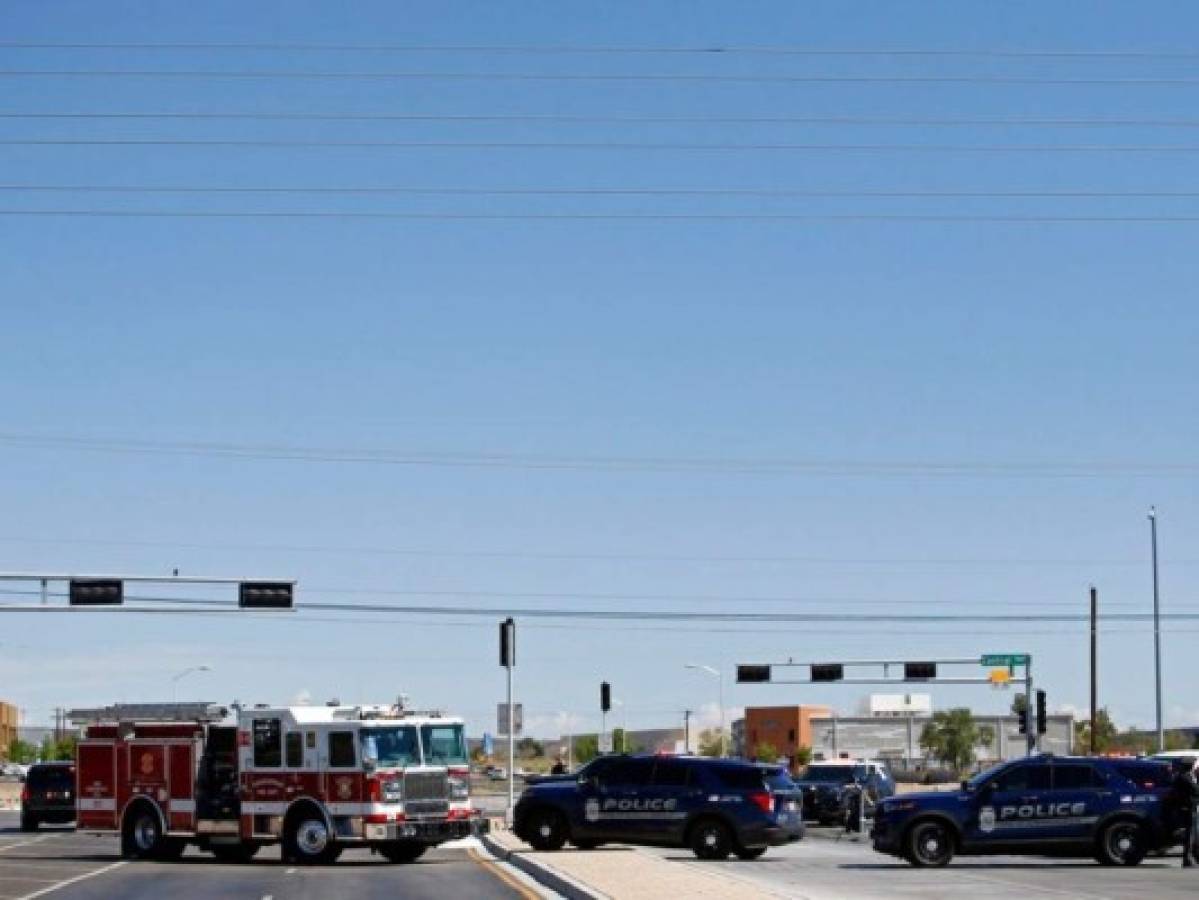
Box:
xmin=610 ymin=728 xmax=640 ymax=754
xmin=752 ymin=741 xmax=779 ymax=763
xmin=920 ymin=708 xmax=983 ymax=774
xmin=977 ymin=725 xmax=995 ymax=749
xmin=696 ymin=728 xmax=725 ymax=757
xmin=516 ymin=737 xmax=544 ymax=760
xmin=1011 ymin=693 xmax=1028 ymax=716
xmin=6 ymin=739 xmax=37 ymax=764
xmin=793 ymin=745 xmax=813 ymax=767
xmin=1073 ymin=709 xmax=1118 ymax=753
xmin=573 ymin=735 xmax=599 ymax=765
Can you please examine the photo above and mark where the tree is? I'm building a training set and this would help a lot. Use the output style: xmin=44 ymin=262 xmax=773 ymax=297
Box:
xmin=920 ymin=708 xmax=984 ymax=774
xmin=1010 ymin=693 xmax=1028 ymax=717
xmin=1073 ymin=708 xmax=1118 ymax=753
xmin=573 ymin=735 xmax=599 ymax=765
xmin=6 ymin=739 xmax=37 ymax=764
xmin=752 ymin=741 xmax=779 ymax=763
xmin=696 ymin=728 xmax=725 ymax=757
xmin=611 ymin=728 xmax=640 ymax=754
xmin=793 ymin=745 xmax=813 ymax=768
xmin=977 ymin=725 xmax=995 ymax=751
xmin=516 ymin=737 xmax=544 ymax=760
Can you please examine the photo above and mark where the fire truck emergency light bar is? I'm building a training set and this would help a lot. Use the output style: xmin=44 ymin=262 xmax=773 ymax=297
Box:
xmin=66 ymin=702 xmax=229 ymax=725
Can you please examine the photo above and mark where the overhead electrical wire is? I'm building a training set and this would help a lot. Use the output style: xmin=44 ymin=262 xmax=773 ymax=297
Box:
xmin=4 ymin=533 xmax=1191 ymax=567
xmin=2 ymin=42 xmax=1198 ymax=59
xmin=0 ymin=432 xmax=1193 ymax=476
xmin=6 ymin=112 xmax=1199 ymax=128
xmin=6 ymin=184 xmax=1199 ymax=199
xmin=7 ymin=139 xmax=1199 ymax=153
xmin=5 ymin=69 xmax=1199 ymax=86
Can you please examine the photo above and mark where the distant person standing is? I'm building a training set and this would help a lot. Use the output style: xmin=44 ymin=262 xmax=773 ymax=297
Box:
xmin=550 ymin=756 xmax=567 ymax=776
xmin=1170 ymin=759 xmax=1199 ymax=867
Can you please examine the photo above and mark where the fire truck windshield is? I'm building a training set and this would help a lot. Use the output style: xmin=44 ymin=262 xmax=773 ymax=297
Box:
xmin=360 ymin=726 xmax=420 ymax=768
xmin=420 ymin=723 xmax=468 ymax=766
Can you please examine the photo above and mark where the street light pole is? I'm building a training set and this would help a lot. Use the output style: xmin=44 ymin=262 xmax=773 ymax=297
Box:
xmin=170 ymin=665 xmax=211 ymax=702
xmin=1149 ymin=507 xmax=1163 ymax=752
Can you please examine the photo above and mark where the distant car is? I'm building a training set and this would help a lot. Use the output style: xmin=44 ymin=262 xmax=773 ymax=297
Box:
xmin=488 ymin=767 xmax=508 ymax=781
xmin=794 ymin=761 xmax=895 ymax=825
xmin=514 ymin=754 xmax=803 ymax=860
xmin=871 ymin=754 xmax=1176 ymax=867
xmin=20 ymin=762 xmax=76 ymax=831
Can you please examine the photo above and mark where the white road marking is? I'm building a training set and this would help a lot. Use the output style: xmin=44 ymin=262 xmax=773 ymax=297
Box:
xmin=0 ymin=838 xmax=51 ymax=854
xmin=285 ymin=867 xmax=296 ymax=874
xmin=12 ymin=861 xmax=127 ymax=900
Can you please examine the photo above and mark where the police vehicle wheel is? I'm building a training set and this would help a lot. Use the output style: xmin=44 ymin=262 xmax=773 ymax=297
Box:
xmin=122 ymin=806 xmax=166 ymax=860
xmin=19 ymin=813 xmax=37 ymax=832
xmin=690 ymin=818 xmax=733 ymax=861
xmin=525 ymin=809 xmax=568 ymax=851
xmin=734 ymin=846 xmax=767 ymax=860
xmin=905 ymin=819 xmax=955 ymax=867
xmin=1096 ymin=820 xmax=1146 ymax=867
xmin=379 ymin=842 xmax=427 ymax=864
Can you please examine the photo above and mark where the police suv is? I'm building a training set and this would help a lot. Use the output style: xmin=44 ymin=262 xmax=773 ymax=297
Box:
xmin=513 ymin=755 xmax=803 ymax=860
xmin=871 ymin=754 xmax=1176 ymax=867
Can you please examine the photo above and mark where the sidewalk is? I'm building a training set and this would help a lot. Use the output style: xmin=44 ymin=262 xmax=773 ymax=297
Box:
xmin=484 ymin=823 xmax=779 ymax=900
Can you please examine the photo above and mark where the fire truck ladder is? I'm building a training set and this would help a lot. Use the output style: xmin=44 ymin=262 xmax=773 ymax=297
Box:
xmin=66 ymin=702 xmax=228 ymax=724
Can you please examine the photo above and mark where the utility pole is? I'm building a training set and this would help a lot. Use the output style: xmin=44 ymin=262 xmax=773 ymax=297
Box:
xmin=1089 ymin=586 xmax=1098 ymax=755
xmin=683 ymin=709 xmax=692 ymax=753
xmin=1149 ymin=507 xmax=1163 ymax=752
xmin=499 ymin=618 xmax=516 ymax=823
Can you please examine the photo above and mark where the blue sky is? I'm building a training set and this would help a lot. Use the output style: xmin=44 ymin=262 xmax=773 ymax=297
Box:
xmin=1 ymin=1 xmax=1197 ymax=740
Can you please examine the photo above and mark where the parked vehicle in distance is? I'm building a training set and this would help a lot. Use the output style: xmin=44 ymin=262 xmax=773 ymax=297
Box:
xmin=872 ymin=754 xmax=1177 ymax=867
xmin=794 ymin=760 xmax=895 ymax=825
xmin=20 ymin=762 xmax=76 ymax=831
xmin=487 ymin=766 xmax=508 ymax=781
xmin=514 ymin=754 xmax=803 ymax=860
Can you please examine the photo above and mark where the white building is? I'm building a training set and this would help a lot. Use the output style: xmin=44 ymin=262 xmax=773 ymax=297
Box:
xmin=861 ymin=694 xmax=933 ymax=717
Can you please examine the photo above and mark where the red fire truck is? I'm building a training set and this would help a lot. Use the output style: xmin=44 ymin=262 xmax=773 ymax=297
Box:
xmin=68 ymin=700 xmax=487 ymax=864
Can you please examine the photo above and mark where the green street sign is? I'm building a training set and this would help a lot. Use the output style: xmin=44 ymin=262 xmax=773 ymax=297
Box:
xmin=981 ymin=653 xmax=1028 ymax=667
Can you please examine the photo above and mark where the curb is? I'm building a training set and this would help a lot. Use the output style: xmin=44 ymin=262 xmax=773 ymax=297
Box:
xmin=479 ymin=831 xmax=605 ymax=900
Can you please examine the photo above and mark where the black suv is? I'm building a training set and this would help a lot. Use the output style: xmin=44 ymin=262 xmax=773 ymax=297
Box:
xmin=21 ymin=762 xmax=76 ymax=831
xmin=513 ymin=755 xmax=803 ymax=860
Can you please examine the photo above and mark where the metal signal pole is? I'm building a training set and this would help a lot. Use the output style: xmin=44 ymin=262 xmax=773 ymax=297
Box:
xmin=1089 ymin=586 xmax=1098 ymax=754
xmin=1149 ymin=508 xmax=1163 ymax=752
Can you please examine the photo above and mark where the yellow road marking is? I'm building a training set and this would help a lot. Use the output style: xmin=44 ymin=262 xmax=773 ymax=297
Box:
xmin=467 ymin=847 xmax=541 ymax=900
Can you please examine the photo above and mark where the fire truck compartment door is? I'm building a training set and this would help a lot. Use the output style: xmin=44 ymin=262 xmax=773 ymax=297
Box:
xmin=77 ymin=742 xmax=118 ymax=830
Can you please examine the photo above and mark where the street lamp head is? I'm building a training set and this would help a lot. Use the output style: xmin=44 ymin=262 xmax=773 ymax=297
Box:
xmin=1148 ymin=506 xmax=1156 ymax=520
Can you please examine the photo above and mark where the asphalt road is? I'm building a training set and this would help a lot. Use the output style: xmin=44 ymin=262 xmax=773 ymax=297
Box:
xmin=0 ymin=812 xmax=532 ymax=900
xmin=639 ymin=827 xmax=1199 ymax=899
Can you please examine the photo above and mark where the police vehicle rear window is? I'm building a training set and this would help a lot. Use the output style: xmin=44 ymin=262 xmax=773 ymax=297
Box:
xmin=715 ymin=767 xmax=768 ymax=790
xmin=1115 ymin=764 xmax=1171 ymax=789
xmin=29 ymin=765 xmax=74 ymax=788
xmin=652 ymin=760 xmax=691 ymax=787
xmin=1053 ymin=764 xmax=1104 ymax=789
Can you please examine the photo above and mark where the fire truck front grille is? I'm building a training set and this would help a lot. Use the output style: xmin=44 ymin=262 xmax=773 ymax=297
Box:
xmin=404 ymin=771 xmax=449 ymax=809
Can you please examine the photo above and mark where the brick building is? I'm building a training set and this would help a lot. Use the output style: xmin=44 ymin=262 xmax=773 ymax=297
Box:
xmin=0 ymin=702 xmax=17 ymax=760
xmin=743 ymin=705 xmax=833 ymax=766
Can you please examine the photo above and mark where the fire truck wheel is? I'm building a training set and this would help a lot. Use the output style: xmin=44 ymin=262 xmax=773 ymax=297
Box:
xmin=283 ymin=811 xmax=339 ymax=865
xmin=524 ymin=808 xmax=569 ymax=851
xmin=378 ymin=842 xmax=427 ymax=864
xmin=210 ymin=843 xmax=260 ymax=863
xmin=122 ymin=804 xmax=166 ymax=860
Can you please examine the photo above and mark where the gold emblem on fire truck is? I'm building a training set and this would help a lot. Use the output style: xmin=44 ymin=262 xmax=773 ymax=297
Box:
xmin=335 ymin=777 xmax=353 ymax=800
xmin=139 ymin=752 xmax=155 ymax=775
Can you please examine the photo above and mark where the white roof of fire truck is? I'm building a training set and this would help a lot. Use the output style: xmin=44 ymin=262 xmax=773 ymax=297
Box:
xmin=247 ymin=704 xmax=463 ymax=726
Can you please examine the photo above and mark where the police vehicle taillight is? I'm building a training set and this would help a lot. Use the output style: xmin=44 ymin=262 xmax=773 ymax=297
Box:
xmin=748 ymin=791 xmax=773 ymax=814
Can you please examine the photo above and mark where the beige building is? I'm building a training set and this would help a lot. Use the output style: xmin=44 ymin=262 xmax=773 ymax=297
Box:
xmin=0 ymin=702 xmax=17 ymax=760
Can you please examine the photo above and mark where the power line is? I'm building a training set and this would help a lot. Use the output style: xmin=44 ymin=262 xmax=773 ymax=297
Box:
xmin=5 ymin=69 xmax=1199 ymax=86
xmin=7 ymin=139 xmax=1199 ymax=154
xmin=7 ymin=112 xmax=1199 ymax=128
xmin=0 ymin=432 xmax=1194 ymax=476
xmin=1 ymin=42 xmax=1198 ymax=59
xmin=4 ymin=211 xmax=1199 ymax=223
xmin=5 ymin=533 xmax=1192 ymax=567
xmin=7 ymin=184 xmax=1199 ymax=199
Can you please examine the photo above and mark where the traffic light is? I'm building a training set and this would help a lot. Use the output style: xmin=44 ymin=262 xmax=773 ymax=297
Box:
xmin=69 ymin=578 xmax=123 ymax=606
xmin=238 ymin=581 xmax=293 ymax=609
xmin=1018 ymin=706 xmax=1030 ymax=735
xmin=904 ymin=662 xmax=937 ymax=680
xmin=600 ymin=681 xmax=611 ymax=713
xmin=811 ymin=663 xmax=844 ymax=682
xmin=1036 ymin=690 xmax=1047 ymax=735
xmin=736 ymin=665 xmax=771 ymax=683
xmin=499 ymin=618 xmax=515 ymax=668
